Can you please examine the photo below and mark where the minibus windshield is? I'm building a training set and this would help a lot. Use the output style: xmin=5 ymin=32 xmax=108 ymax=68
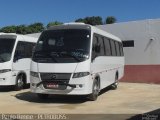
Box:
xmin=0 ymin=38 xmax=15 ymax=63
xmin=33 ymin=29 xmax=91 ymax=63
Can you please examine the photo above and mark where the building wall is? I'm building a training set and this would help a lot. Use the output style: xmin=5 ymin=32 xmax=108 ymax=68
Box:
xmin=98 ymin=19 xmax=160 ymax=84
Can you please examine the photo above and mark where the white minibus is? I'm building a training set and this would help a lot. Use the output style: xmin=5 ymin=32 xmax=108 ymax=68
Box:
xmin=0 ymin=33 xmax=37 ymax=90
xmin=30 ymin=23 xmax=124 ymax=100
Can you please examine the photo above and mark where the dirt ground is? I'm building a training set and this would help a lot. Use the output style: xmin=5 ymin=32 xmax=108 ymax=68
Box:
xmin=0 ymin=82 xmax=160 ymax=120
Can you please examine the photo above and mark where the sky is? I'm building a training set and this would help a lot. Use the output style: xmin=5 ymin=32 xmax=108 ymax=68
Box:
xmin=0 ymin=0 xmax=160 ymax=27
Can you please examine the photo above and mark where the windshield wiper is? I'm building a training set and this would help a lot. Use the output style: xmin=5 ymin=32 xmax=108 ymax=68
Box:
xmin=60 ymin=52 xmax=81 ymax=62
xmin=34 ymin=51 xmax=58 ymax=63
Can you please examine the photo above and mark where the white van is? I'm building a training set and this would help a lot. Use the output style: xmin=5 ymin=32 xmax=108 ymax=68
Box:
xmin=30 ymin=23 xmax=124 ymax=100
xmin=0 ymin=33 xmax=37 ymax=90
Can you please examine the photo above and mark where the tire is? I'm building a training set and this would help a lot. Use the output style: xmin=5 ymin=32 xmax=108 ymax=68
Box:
xmin=37 ymin=93 xmax=49 ymax=99
xmin=111 ymin=74 xmax=119 ymax=90
xmin=15 ymin=74 xmax=25 ymax=91
xmin=88 ymin=78 xmax=100 ymax=101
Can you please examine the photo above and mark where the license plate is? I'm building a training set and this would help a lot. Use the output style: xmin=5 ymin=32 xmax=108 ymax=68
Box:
xmin=46 ymin=83 xmax=59 ymax=89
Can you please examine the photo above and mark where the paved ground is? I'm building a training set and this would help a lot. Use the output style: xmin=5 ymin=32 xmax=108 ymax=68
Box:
xmin=0 ymin=82 xmax=160 ymax=120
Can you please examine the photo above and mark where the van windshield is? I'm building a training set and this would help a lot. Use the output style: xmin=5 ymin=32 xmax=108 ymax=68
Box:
xmin=32 ymin=29 xmax=91 ymax=63
xmin=0 ymin=38 xmax=16 ymax=63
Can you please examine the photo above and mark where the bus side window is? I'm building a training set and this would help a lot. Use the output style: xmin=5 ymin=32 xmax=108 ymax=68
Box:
xmin=25 ymin=42 xmax=36 ymax=58
xmin=115 ymin=41 xmax=120 ymax=56
xmin=98 ymin=37 xmax=105 ymax=56
xmin=31 ymin=43 xmax=36 ymax=56
xmin=110 ymin=40 xmax=116 ymax=56
xmin=104 ymin=37 xmax=112 ymax=56
xmin=14 ymin=41 xmax=36 ymax=62
xmin=119 ymin=43 xmax=124 ymax=56
xmin=14 ymin=41 xmax=25 ymax=60
xmin=92 ymin=35 xmax=99 ymax=60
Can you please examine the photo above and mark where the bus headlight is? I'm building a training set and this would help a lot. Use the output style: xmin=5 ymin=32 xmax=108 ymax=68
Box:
xmin=0 ymin=69 xmax=11 ymax=73
xmin=73 ymin=72 xmax=90 ymax=78
xmin=30 ymin=71 xmax=39 ymax=78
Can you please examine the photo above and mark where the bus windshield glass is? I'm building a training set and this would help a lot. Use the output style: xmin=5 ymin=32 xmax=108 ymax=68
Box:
xmin=33 ymin=29 xmax=91 ymax=63
xmin=0 ymin=38 xmax=16 ymax=63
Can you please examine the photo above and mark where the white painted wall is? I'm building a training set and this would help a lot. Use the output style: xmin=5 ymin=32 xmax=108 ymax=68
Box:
xmin=97 ymin=19 xmax=160 ymax=65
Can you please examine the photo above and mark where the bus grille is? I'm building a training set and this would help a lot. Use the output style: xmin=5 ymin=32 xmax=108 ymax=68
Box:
xmin=40 ymin=73 xmax=72 ymax=90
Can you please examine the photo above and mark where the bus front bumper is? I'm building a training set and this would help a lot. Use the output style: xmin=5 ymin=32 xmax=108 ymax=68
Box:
xmin=30 ymin=76 xmax=93 ymax=95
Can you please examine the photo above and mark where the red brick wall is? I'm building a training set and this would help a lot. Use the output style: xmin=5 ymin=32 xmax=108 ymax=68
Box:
xmin=120 ymin=65 xmax=160 ymax=84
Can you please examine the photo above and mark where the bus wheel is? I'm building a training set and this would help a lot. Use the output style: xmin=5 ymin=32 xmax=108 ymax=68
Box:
xmin=37 ymin=93 xmax=49 ymax=99
xmin=111 ymin=74 xmax=119 ymax=90
xmin=88 ymin=78 xmax=100 ymax=101
xmin=15 ymin=74 xmax=25 ymax=91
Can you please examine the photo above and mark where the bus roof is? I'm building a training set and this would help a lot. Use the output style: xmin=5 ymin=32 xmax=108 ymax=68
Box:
xmin=0 ymin=33 xmax=38 ymax=43
xmin=47 ymin=23 xmax=121 ymax=42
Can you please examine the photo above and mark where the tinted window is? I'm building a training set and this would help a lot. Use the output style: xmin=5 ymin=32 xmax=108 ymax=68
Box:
xmin=33 ymin=29 xmax=91 ymax=63
xmin=14 ymin=41 xmax=35 ymax=59
xmin=104 ymin=37 xmax=111 ymax=56
xmin=119 ymin=43 xmax=124 ymax=56
xmin=99 ymin=37 xmax=105 ymax=56
xmin=92 ymin=35 xmax=99 ymax=60
xmin=110 ymin=40 xmax=116 ymax=56
xmin=25 ymin=43 xmax=36 ymax=58
xmin=92 ymin=34 xmax=105 ymax=60
xmin=92 ymin=34 xmax=123 ymax=57
xmin=0 ymin=38 xmax=15 ymax=63
xmin=115 ymin=42 xmax=120 ymax=56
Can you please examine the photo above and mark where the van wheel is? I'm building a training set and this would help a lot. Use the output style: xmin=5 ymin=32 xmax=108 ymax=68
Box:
xmin=37 ymin=93 xmax=49 ymax=99
xmin=88 ymin=78 xmax=100 ymax=101
xmin=111 ymin=74 xmax=119 ymax=90
xmin=15 ymin=74 xmax=25 ymax=91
